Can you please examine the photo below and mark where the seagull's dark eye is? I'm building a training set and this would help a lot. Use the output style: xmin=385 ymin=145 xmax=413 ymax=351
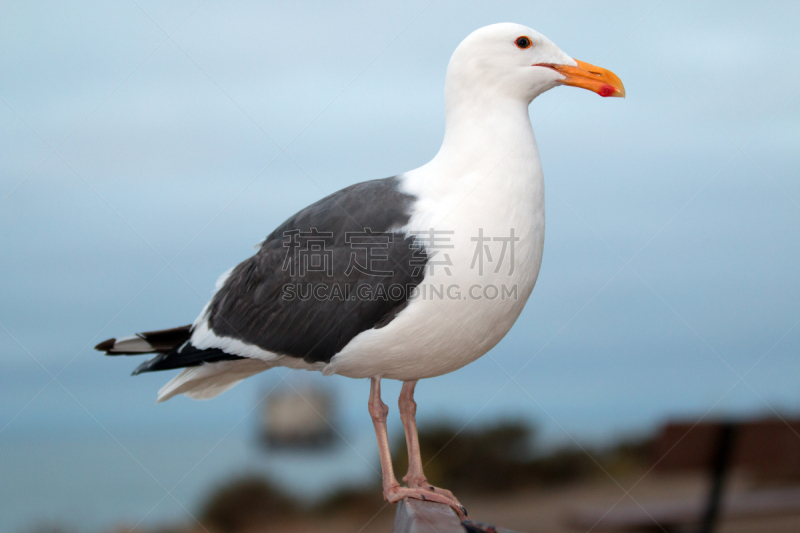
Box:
xmin=515 ymin=36 xmax=532 ymax=49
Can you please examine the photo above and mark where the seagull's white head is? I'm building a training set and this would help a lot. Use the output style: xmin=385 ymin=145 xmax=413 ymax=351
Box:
xmin=446 ymin=23 xmax=625 ymax=105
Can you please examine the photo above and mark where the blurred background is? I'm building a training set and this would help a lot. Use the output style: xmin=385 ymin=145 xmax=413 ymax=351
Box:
xmin=2 ymin=1 xmax=799 ymax=532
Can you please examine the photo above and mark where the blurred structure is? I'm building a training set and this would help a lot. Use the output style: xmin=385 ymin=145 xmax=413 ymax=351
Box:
xmin=393 ymin=499 xmax=465 ymax=533
xmin=568 ymin=416 xmax=800 ymax=533
xmin=393 ymin=498 xmax=527 ymax=533
xmin=259 ymin=386 xmax=336 ymax=448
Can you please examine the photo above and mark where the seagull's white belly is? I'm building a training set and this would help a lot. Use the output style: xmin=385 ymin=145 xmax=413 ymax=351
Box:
xmin=327 ymin=162 xmax=545 ymax=381
xmin=327 ymin=262 xmax=539 ymax=380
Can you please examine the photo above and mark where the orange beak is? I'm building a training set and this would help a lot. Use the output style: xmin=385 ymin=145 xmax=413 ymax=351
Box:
xmin=537 ymin=59 xmax=625 ymax=98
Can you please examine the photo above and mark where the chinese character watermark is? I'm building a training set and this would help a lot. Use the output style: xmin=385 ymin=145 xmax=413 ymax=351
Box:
xmin=282 ymin=228 xmax=333 ymax=277
xmin=470 ymin=228 xmax=519 ymax=276
xmin=344 ymin=229 xmax=394 ymax=277
xmin=410 ymin=228 xmax=454 ymax=276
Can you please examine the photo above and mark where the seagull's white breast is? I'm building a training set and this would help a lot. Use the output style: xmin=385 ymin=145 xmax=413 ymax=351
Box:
xmin=327 ymin=120 xmax=545 ymax=380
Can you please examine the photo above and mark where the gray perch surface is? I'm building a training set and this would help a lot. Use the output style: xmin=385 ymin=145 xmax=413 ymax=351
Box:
xmin=393 ymin=499 xmax=522 ymax=533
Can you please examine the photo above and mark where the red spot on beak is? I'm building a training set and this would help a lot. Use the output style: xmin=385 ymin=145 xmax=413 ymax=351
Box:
xmin=598 ymin=84 xmax=615 ymax=97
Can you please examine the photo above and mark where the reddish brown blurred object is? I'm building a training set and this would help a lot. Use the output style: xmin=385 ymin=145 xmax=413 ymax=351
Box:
xmin=653 ymin=418 xmax=800 ymax=481
xmin=567 ymin=416 xmax=800 ymax=533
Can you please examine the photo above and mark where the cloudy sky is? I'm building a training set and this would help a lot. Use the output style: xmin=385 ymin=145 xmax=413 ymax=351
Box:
xmin=1 ymin=0 xmax=799 ymax=530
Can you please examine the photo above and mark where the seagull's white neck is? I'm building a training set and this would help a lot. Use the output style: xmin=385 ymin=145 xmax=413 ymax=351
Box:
xmin=442 ymin=93 xmax=533 ymax=157
xmin=411 ymin=90 xmax=540 ymax=199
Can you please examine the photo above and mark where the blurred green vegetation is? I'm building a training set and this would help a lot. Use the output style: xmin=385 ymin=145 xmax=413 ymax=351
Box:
xmin=199 ymin=475 xmax=297 ymax=532
xmin=391 ymin=420 xmax=651 ymax=495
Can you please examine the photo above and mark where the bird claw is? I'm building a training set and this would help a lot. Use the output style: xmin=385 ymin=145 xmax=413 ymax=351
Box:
xmin=384 ymin=484 xmax=467 ymax=519
xmin=423 ymin=484 xmax=458 ymax=501
xmin=405 ymin=476 xmax=458 ymax=501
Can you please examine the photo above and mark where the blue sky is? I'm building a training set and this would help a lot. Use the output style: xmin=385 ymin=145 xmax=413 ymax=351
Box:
xmin=2 ymin=1 xmax=799 ymax=530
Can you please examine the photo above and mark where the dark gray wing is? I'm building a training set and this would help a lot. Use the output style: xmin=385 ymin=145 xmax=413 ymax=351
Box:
xmin=207 ymin=176 xmax=427 ymax=364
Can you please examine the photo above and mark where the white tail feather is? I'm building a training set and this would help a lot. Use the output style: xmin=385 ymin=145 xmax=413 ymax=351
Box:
xmin=110 ymin=335 xmax=154 ymax=353
xmin=157 ymin=358 xmax=274 ymax=402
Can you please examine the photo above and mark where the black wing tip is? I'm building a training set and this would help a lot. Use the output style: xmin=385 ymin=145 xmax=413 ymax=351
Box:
xmin=131 ymin=359 xmax=154 ymax=376
xmin=95 ymin=338 xmax=116 ymax=353
xmin=131 ymin=345 xmax=247 ymax=376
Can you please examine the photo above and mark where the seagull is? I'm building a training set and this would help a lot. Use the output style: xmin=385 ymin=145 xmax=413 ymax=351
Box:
xmin=96 ymin=23 xmax=624 ymax=517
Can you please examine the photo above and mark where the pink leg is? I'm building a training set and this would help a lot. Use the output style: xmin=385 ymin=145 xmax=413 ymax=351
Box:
xmin=398 ymin=381 xmax=464 ymax=508
xmin=368 ymin=378 xmax=467 ymax=518
xmin=368 ymin=377 xmax=401 ymax=491
xmin=398 ymin=380 xmax=427 ymax=486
